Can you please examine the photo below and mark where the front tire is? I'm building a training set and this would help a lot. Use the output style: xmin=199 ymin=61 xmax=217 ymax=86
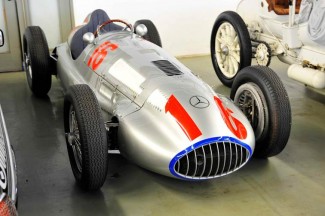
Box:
xmin=231 ymin=66 xmax=291 ymax=158
xmin=134 ymin=19 xmax=162 ymax=47
xmin=23 ymin=26 xmax=51 ymax=96
xmin=211 ymin=11 xmax=252 ymax=87
xmin=64 ymin=85 xmax=108 ymax=190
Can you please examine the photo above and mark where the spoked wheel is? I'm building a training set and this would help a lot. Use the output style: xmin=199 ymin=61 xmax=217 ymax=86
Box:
xmin=211 ymin=11 xmax=252 ymax=87
xmin=64 ymin=84 xmax=108 ymax=190
xmin=234 ymin=83 xmax=269 ymax=142
xmin=231 ymin=66 xmax=291 ymax=158
xmin=134 ymin=19 xmax=162 ymax=47
xmin=23 ymin=26 xmax=51 ymax=96
xmin=255 ymin=42 xmax=272 ymax=67
xmin=67 ymin=106 xmax=83 ymax=173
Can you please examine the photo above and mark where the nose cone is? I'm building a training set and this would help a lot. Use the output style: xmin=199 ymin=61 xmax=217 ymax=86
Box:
xmin=165 ymin=89 xmax=255 ymax=180
xmin=167 ymin=89 xmax=254 ymax=144
xmin=169 ymin=136 xmax=253 ymax=180
xmin=118 ymin=81 xmax=255 ymax=180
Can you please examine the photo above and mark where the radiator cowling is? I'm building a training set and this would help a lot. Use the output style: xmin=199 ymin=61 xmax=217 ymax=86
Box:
xmin=170 ymin=137 xmax=252 ymax=180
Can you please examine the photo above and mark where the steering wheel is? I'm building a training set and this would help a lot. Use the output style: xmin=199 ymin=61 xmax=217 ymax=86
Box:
xmin=94 ymin=19 xmax=133 ymax=37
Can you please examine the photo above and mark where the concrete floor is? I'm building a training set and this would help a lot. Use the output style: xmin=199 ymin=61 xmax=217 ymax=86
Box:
xmin=0 ymin=56 xmax=324 ymax=216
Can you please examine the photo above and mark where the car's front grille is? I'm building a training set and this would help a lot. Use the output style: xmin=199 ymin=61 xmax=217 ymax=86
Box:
xmin=173 ymin=141 xmax=250 ymax=179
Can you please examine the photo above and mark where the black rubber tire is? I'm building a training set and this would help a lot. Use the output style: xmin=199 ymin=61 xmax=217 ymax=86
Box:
xmin=23 ymin=26 xmax=51 ymax=97
xmin=134 ymin=19 xmax=162 ymax=47
xmin=230 ymin=66 xmax=291 ymax=158
xmin=64 ymin=85 xmax=108 ymax=190
xmin=211 ymin=11 xmax=252 ymax=87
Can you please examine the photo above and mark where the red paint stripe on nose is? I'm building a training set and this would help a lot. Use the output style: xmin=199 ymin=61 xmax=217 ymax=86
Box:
xmin=214 ymin=96 xmax=247 ymax=140
xmin=165 ymin=95 xmax=202 ymax=141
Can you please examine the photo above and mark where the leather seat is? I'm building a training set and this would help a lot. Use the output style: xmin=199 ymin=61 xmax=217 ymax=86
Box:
xmin=266 ymin=0 xmax=302 ymax=15
xmin=68 ymin=9 xmax=122 ymax=60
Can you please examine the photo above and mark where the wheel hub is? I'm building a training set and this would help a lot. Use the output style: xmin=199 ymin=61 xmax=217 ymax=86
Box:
xmin=234 ymin=83 xmax=269 ymax=141
xmin=255 ymin=42 xmax=271 ymax=66
xmin=222 ymin=46 xmax=229 ymax=56
xmin=68 ymin=107 xmax=82 ymax=172
xmin=66 ymin=132 xmax=77 ymax=146
xmin=214 ymin=22 xmax=241 ymax=79
xmin=257 ymin=50 xmax=265 ymax=60
xmin=24 ymin=52 xmax=32 ymax=79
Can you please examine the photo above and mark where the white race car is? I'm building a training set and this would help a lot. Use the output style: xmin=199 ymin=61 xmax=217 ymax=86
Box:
xmin=211 ymin=0 xmax=325 ymax=91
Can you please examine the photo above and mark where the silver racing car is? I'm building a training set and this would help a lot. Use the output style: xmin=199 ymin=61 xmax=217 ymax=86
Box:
xmin=23 ymin=9 xmax=291 ymax=190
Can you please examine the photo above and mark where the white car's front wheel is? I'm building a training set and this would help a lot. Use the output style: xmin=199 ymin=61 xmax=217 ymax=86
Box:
xmin=211 ymin=11 xmax=252 ymax=87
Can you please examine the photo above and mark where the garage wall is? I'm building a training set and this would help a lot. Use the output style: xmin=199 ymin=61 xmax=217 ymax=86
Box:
xmin=28 ymin=0 xmax=61 ymax=49
xmin=72 ymin=0 xmax=239 ymax=57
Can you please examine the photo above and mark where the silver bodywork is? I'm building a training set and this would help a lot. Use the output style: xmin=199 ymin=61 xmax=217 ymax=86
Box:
xmin=0 ymin=105 xmax=17 ymax=203
xmin=55 ymin=29 xmax=255 ymax=180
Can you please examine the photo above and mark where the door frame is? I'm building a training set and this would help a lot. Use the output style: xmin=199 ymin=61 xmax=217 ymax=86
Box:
xmin=16 ymin=0 xmax=74 ymax=50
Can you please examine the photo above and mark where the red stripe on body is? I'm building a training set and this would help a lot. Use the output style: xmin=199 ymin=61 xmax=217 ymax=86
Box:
xmin=165 ymin=95 xmax=202 ymax=141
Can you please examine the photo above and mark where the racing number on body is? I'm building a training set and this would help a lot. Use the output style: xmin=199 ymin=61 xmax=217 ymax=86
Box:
xmin=165 ymin=95 xmax=247 ymax=141
xmin=88 ymin=41 xmax=118 ymax=71
xmin=165 ymin=95 xmax=202 ymax=141
xmin=214 ymin=96 xmax=247 ymax=140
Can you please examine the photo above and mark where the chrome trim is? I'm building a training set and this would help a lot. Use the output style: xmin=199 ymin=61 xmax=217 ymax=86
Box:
xmin=192 ymin=148 xmax=197 ymax=178
xmin=215 ymin=142 xmax=220 ymax=176
xmin=108 ymin=149 xmax=120 ymax=154
xmin=185 ymin=154 xmax=189 ymax=176
xmin=227 ymin=143 xmax=232 ymax=173
xmin=207 ymin=145 xmax=213 ymax=176
xmin=200 ymin=146 xmax=206 ymax=178
xmin=221 ymin=141 xmax=226 ymax=174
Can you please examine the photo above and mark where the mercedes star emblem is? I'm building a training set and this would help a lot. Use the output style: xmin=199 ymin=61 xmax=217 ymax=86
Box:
xmin=189 ymin=96 xmax=210 ymax=109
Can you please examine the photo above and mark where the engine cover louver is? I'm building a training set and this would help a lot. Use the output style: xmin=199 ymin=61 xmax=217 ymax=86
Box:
xmin=152 ymin=60 xmax=183 ymax=76
xmin=171 ymin=139 xmax=251 ymax=180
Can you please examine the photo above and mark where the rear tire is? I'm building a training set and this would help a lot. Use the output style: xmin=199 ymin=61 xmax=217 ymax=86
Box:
xmin=23 ymin=26 xmax=51 ymax=97
xmin=211 ymin=11 xmax=252 ymax=87
xmin=64 ymin=85 xmax=108 ymax=190
xmin=134 ymin=19 xmax=162 ymax=47
xmin=230 ymin=66 xmax=291 ymax=158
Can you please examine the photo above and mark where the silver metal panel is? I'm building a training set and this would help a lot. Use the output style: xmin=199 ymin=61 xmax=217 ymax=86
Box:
xmin=56 ymin=28 xmax=255 ymax=178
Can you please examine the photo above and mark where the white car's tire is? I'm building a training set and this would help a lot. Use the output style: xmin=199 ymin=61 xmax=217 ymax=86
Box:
xmin=211 ymin=11 xmax=252 ymax=87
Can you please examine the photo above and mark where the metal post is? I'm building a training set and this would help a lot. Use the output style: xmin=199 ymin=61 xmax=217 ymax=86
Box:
xmin=289 ymin=0 xmax=297 ymax=27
